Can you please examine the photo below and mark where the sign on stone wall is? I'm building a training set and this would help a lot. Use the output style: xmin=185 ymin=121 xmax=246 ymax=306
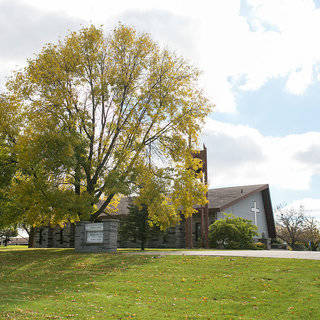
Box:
xmin=86 ymin=231 xmax=104 ymax=243
xmin=75 ymin=220 xmax=119 ymax=253
xmin=85 ymin=223 xmax=103 ymax=231
xmin=85 ymin=223 xmax=104 ymax=243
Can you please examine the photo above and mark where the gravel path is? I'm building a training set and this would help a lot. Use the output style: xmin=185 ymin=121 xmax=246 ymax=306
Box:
xmin=126 ymin=249 xmax=320 ymax=260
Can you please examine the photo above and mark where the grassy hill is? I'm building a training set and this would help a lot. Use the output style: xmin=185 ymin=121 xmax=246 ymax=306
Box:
xmin=0 ymin=246 xmax=319 ymax=319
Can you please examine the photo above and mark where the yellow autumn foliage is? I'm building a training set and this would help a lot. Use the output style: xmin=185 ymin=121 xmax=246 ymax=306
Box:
xmin=0 ymin=24 xmax=213 ymax=229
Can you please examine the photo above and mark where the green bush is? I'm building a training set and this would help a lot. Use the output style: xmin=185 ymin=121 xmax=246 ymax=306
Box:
xmin=208 ymin=214 xmax=258 ymax=249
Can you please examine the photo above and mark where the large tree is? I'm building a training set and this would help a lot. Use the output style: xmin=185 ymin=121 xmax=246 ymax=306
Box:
xmin=0 ymin=25 xmax=212 ymax=229
xmin=276 ymin=205 xmax=306 ymax=249
xmin=276 ymin=205 xmax=320 ymax=250
xmin=301 ymin=216 xmax=320 ymax=251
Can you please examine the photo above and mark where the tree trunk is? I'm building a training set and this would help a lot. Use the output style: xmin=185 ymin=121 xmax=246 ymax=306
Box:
xmin=141 ymin=235 xmax=145 ymax=251
xmin=28 ymin=227 xmax=35 ymax=248
xmin=74 ymin=169 xmax=81 ymax=196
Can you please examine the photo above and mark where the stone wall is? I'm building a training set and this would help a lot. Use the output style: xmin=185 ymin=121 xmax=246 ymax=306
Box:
xmin=117 ymin=213 xmax=217 ymax=249
xmin=118 ymin=223 xmax=186 ymax=249
xmin=33 ymin=213 xmax=217 ymax=249
xmin=33 ymin=226 xmax=52 ymax=248
xmin=33 ymin=224 xmax=75 ymax=248
xmin=52 ymin=224 xmax=75 ymax=248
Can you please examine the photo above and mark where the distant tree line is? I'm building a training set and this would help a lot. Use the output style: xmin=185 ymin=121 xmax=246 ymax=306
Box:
xmin=0 ymin=227 xmax=17 ymax=246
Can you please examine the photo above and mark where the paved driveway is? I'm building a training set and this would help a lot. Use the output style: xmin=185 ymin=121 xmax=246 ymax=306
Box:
xmin=127 ymin=250 xmax=320 ymax=260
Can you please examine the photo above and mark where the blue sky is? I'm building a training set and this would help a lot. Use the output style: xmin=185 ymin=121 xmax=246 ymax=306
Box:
xmin=213 ymin=77 xmax=320 ymax=206
xmin=215 ymin=78 xmax=320 ymax=137
xmin=1 ymin=0 xmax=320 ymax=218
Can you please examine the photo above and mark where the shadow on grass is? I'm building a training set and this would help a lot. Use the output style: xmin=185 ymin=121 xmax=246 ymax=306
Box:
xmin=1 ymin=248 xmax=320 ymax=320
xmin=0 ymin=248 xmax=154 ymax=314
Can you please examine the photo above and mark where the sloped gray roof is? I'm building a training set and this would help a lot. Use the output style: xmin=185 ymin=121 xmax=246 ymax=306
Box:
xmin=208 ymin=184 xmax=268 ymax=210
xmin=98 ymin=184 xmax=269 ymax=215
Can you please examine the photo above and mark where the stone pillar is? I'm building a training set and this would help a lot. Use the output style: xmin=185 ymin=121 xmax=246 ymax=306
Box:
xmin=34 ymin=227 xmax=53 ymax=248
xmin=75 ymin=220 xmax=119 ymax=253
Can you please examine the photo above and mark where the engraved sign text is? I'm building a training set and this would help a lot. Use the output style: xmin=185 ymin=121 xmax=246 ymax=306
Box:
xmin=86 ymin=231 xmax=104 ymax=243
xmin=85 ymin=223 xmax=103 ymax=231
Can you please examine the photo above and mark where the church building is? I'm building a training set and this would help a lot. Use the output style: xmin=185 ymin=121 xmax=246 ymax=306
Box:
xmin=115 ymin=183 xmax=276 ymax=249
xmin=31 ymin=141 xmax=277 ymax=249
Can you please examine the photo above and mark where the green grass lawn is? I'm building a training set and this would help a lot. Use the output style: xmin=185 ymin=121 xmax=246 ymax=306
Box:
xmin=0 ymin=247 xmax=319 ymax=319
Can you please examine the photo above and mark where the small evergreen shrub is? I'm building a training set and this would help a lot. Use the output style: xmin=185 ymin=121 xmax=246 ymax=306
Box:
xmin=208 ymin=214 xmax=258 ymax=249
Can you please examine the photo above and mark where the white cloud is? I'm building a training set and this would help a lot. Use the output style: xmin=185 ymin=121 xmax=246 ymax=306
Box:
xmin=203 ymin=119 xmax=320 ymax=190
xmin=3 ymin=0 xmax=320 ymax=112
xmin=0 ymin=0 xmax=320 ymax=112
xmin=0 ymin=1 xmax=84 ymax=60
xmin=243 ymin=0 xmax=320 ymax=95
xmin=295 ymin=144 xmax=320 ymax=166
xmin=281 ymin=198 xmax=320 ymax=220
xmin=113 ymin=9 xmax=199 ymax=61
xmin=285 ymin=65 xmax=313 ymax=95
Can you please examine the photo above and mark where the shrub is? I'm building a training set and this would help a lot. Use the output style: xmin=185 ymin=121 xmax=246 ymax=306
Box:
xmin=290 ymin=242 xmax=306 ymax=251
xmin=255 ymin=242 xmax=266 ymax=250
xmin=305 ymin=241 xmax=320 ymax=251
xmin=208 ymin=214 xmax=258 ymax=249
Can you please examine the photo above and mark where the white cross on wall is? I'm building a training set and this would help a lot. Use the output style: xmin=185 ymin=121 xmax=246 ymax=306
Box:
xmin=251 ymin=201 xmax=260 ymax=225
